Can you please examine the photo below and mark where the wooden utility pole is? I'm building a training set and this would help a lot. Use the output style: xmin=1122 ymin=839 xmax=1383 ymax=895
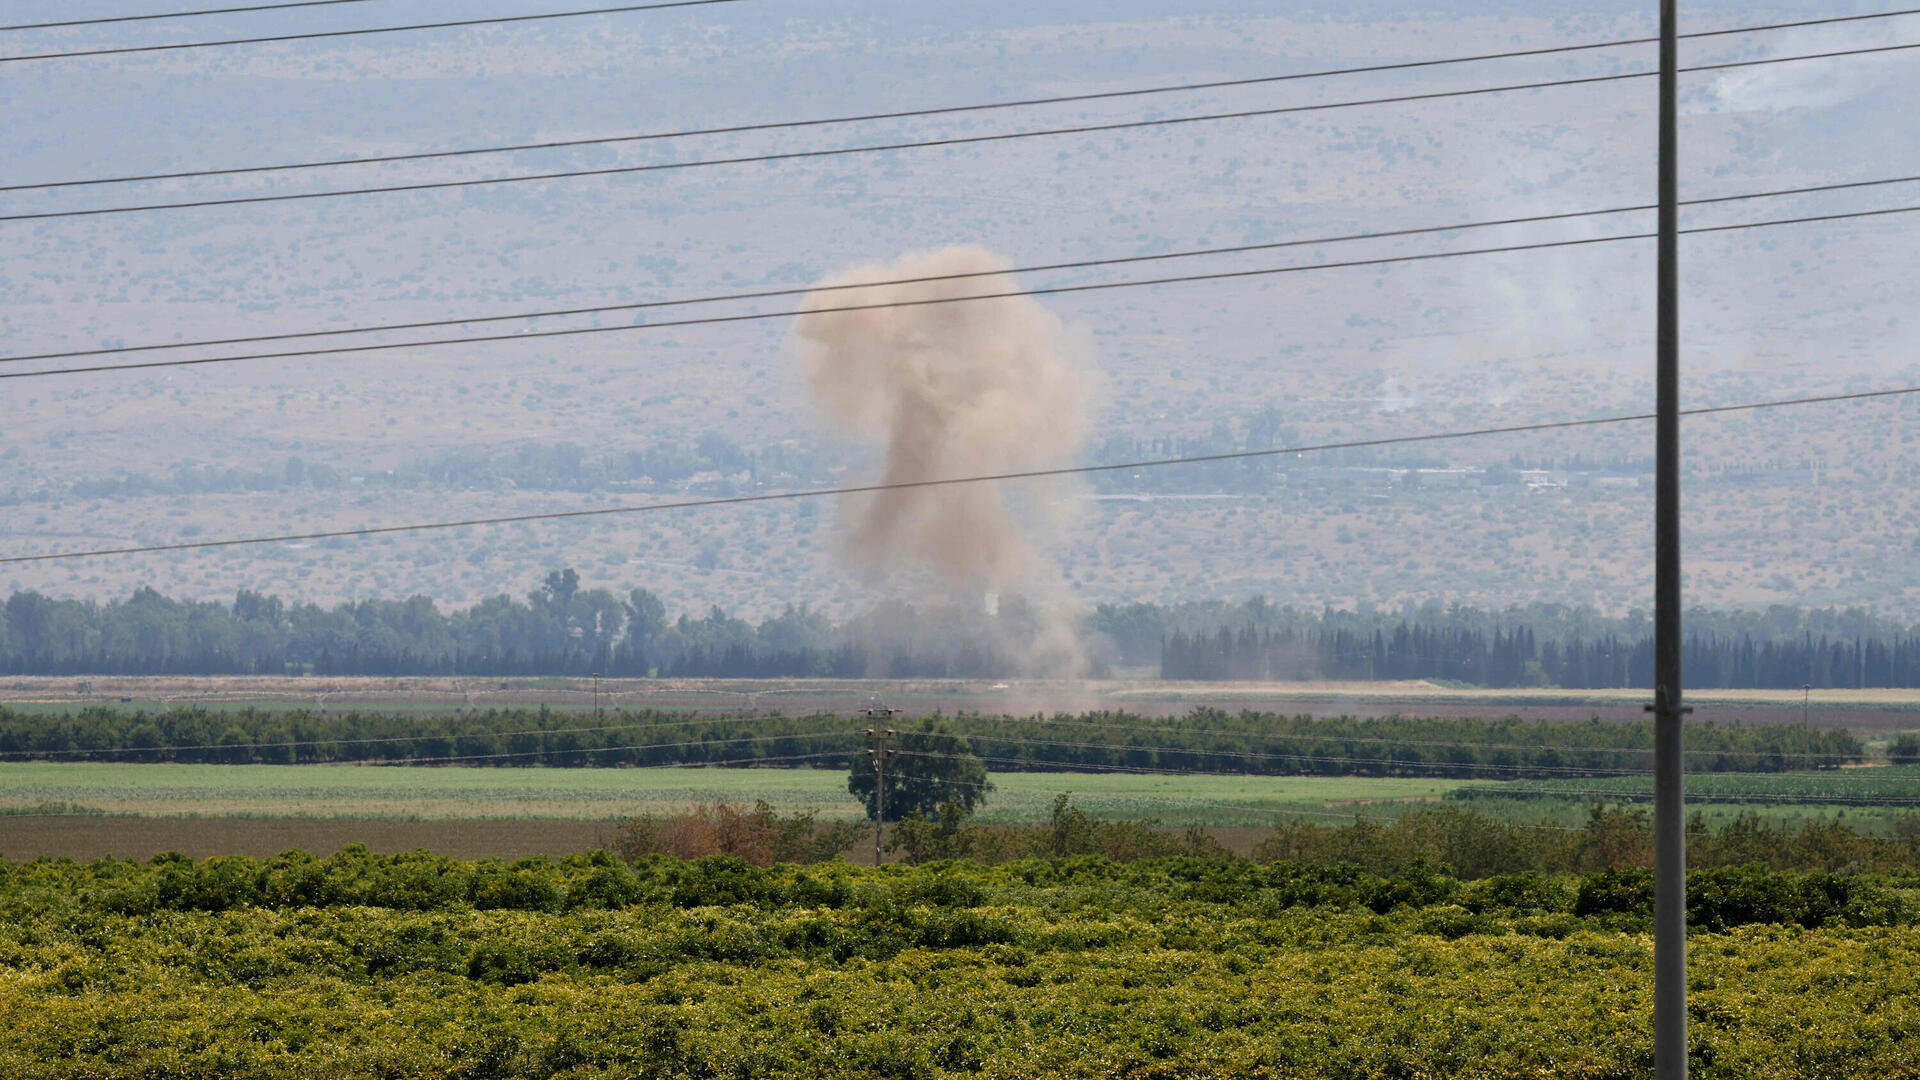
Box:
xmin=864 ymin=706 xmax=898 ymax=866
xmin=1652 ymin=2 xmax=1688 ymax=1078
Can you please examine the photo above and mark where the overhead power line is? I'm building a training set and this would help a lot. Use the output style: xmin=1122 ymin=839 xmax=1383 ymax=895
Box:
xmin=0 ymin=1 xmax=744 ymax=62
xmin=5 ymin=383 xmax=1917 ymax=566
xmin=955 ymin=731 xmax=1658 ymax=777
xmin=957 ymin=731 xmax=1912 ymax=786
xmin=0 ymin=706 xmax=1887 ymax=778
xmin=11 ymin=9 xmax=1918 ymax=193
xmin=1015 ymin=714 xmax=1878 ymax=766
xmin=361 ymin=729 xmax=859 ymax=765
xmin=1460 ymin=785 xmax=1920 ymax=806
xmin=9 ymin=172 xmax=1915 ymax=368
xmin=887 ymin=749 xmax=1590 ymax=828
xmin=896 ymin=768 xmax=1586 ymax=831
xmin=6 ymin=41 xmax=1917 ymax=222
xmin=899 ymin=750 xmax=1919 ymax=811
xmin=7 ymin=201 xmax=1916 ymax=381
xmin=0 ymin=0 xmax=382 ymax=32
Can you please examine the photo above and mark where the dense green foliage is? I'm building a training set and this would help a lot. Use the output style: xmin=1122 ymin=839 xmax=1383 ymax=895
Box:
xmin=0 ymin=574 xmax=1103 ymax=679
xmin=881 ymin=801 xmax=1920 ymax=876
xmin=1893 ymin=734 xmax=1920 ymax=765
xmin=9 ymin=576 xmax=1920 ymax=686
xmin=0 ymin=706 xmax=1863 ymax=776
xmin=0 ymin=850 xmax=1916 ymax=1078
xmin=3 ymin=846 xmax=1916 ymax=926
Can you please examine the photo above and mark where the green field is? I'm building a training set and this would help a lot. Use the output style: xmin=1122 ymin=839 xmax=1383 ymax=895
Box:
xmin=1455 ymin=764 xmax=1920 ymax=803
xmin=0 ymin=763 xmax=1468 ymax=827
xmin=1445 ymin=765 xmax=1920 ymax=834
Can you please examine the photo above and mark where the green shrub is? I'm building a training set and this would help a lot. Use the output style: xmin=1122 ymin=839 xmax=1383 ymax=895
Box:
xmin=1460 ymin=872 xmax=1575 ymax=914
xmin=1575 ymin=868 xmax=1655 ymax=918
xmin=1889 ymin=733 xmax=1920 ymax=766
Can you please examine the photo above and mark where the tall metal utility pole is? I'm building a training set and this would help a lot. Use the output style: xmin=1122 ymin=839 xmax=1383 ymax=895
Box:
xmin=864 ymin=707 xmax=898 ymax=866
xmin=1652 ymin=2 xmax=1688 ymax=1078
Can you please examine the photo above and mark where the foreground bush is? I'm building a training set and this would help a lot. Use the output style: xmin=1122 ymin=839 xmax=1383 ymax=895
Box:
xmin=0 ymin=847 xmax=1912 ymax=929
xmin=0 ymin=851 xmax=1915 ymax=1078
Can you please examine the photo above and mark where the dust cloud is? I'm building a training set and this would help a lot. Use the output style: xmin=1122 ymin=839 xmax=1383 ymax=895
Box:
xmin=795 ymin=245 xmax=1095 ymax=675
xmin=796 ymin=245 xmax=1090 ymax=592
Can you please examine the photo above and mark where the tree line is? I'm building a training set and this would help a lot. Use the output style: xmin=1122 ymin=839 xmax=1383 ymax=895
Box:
xmin=0 ymin=572 xmax=1091 ymax=678
xmin=1161 ymin=623 xmax=1920 ymax=688
xmin=0 ymin=706 xmax=1862 ymax=776
xmin=5 ymin=576 xmax=1919 ymax=687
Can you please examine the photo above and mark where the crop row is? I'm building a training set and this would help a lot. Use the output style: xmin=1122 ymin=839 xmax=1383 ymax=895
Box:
xmin=0 ymin=705 xmax=1865 ymax=776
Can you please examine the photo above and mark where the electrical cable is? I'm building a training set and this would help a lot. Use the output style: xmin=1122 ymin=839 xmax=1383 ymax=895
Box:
xmin=0 ymin=1 xmax=744 ymax=62
xmin=359 ymin=729 xmax=859 ymax=765
xmin=6 ymin=41 xmax=1916 ymax=221
xmin=11 ymin=8 xmax=1917 ymax=192
xmin=10 ymin=171 xmax=1915 ymax=367
xmin=875 ymin=769 xmax=1554 ymax=830
xmin=998 ymin=714 xmax=1878 ymax=767
xmin=0 ymin=712 xmax=1883 ymax=779
xmin=0 ymin=0 xmax=382 ymax=32
xmin=7 ymin=201 xmax=1916 ymax=381
xmin=900 ymin=749 xmax=1919 ymax=808
xmin=952 ymin=731 xmax=1658 ymax=777
xmin=1454 ymin=784 xmax=1920 ymax=806
xmin=360 ymin=726 xmax=864 ymax=760
xmin=5 ymin=382 xmax=1917 ymax=566
xmin=888 ymin=749 xmax=1590 ymax=829
xmin=0 ymin=759 xmax=1576 ymax=830
xmin=958 ymin=730 xmax=1919 ymax=787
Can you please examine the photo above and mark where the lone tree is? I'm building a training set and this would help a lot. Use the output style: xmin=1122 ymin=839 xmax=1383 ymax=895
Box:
xmin=848 ymin=721 xmax=992 ymax=822
xmin=1890 ymin=734 xmax=1920 ymax=766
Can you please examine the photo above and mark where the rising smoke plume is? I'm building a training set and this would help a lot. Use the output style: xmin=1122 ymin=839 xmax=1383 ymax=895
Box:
xmin=795 ymin=246 xmax=1091 ymax=597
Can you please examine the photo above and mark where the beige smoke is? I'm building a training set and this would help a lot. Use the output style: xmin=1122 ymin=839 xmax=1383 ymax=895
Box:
xmin=796 ymin=245 xmax=1089 ymax=592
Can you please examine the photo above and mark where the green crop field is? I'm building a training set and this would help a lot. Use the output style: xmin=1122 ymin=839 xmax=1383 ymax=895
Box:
xmin=1447 ymin=765 xmax=1920 ymax=834
xmin=0 ymin=763 xmax=1468 ymax=827
xmin=1454 ymin=764 xmax=1920 ymax=803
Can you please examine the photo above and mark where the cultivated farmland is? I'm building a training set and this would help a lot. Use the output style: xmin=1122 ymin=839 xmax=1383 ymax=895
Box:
xmin=0 ymin=762 xmax=1466 ymax=826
